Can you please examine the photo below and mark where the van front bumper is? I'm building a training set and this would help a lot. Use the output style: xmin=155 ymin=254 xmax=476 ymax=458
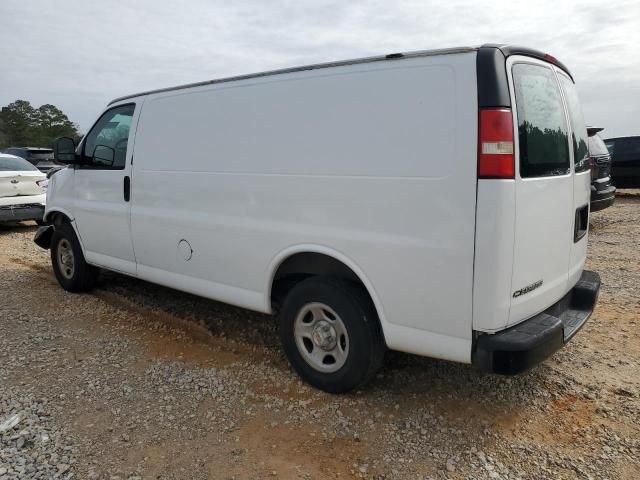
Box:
xmin=472 ymin=270 xmax=600 ymax=375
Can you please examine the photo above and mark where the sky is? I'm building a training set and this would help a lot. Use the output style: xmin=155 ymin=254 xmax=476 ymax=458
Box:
xmin=1 ymin=0 xmax=639 ymax=137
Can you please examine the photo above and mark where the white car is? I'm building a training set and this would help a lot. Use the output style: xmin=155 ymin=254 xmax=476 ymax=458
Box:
xmin=0 ymin=153 xmax=47 ymax=224
xmin=37 ymin=44 xmax=600 ymax=393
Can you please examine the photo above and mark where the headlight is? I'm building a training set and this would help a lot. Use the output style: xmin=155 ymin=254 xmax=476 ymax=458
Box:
xmin=36 ymin=179 xmax=49 ymax=189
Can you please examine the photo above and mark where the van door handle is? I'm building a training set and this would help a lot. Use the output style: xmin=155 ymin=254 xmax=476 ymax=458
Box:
xmin=574 ymin=204 xmax=588 ymax=242
xmin=123 ymin=176 xmax=131 ymax=202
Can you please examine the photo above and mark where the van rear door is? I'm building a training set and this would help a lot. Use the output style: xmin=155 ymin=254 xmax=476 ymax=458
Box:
xmin=555 ymin=70 xmax=591 ymax=288
xmin=507 ymin=57 xmax=588 ymax=326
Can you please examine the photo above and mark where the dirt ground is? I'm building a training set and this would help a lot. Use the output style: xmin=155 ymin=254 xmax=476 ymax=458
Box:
xmin=1 ymin=193 xmax=639 ymax=480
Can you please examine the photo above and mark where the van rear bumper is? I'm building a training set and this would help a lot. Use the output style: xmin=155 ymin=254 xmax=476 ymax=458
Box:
xmin=472 ymin=270 xmax=600 ymax=375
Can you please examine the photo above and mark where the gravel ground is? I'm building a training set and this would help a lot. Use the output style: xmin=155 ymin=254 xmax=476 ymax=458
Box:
xmin=1 ymin=193 xmax=639 ymax=480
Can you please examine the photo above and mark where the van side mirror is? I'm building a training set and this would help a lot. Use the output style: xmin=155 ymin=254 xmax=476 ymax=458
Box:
xmin=93 ymin=145 xmax=115 ymax=167
xmin=53 ymin=137 xmax=77 ymax=164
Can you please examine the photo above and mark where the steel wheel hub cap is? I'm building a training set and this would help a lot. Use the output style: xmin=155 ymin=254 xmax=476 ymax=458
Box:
xmin=294 ymin=302 xmax=349 ymax=373
xmin=57 ymin=239 xmax=75 ymax=279
xmin=312 ymin=321 xmax=337 ymax=351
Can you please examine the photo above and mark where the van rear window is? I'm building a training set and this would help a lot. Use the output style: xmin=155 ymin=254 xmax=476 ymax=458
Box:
xmin=557 ymin=74 xmax=589 ymax=172
xmin=512 ymin=63 xmax=570 ymax=178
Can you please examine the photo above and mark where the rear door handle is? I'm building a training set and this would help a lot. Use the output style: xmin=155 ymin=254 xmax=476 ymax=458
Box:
xmin=123 ymin=176 xmax=131 ymax=202
xmin=574 ymin=204 xmax=588 ymax=242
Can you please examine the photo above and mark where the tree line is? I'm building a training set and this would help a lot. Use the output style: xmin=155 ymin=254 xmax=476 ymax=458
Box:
xmin=0 ymin=100 xmax=80 ymax=150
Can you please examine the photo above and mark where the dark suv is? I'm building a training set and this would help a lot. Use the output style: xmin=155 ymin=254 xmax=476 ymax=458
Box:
xmin=604 ymin=136 xmax=640 ymax=188
xmin=587 ymin=127 xmax=616 ymax=211
xmin=2 ymin=147 xmax=62 ymax=173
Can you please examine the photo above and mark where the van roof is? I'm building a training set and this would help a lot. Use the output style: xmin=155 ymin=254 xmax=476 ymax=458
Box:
xmin=108 ymin=44 xmax=572 ymax=105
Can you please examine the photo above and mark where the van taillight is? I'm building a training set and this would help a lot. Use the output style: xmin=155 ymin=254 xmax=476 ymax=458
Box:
xmin=478 ymin=108 xmax=514 ymax=179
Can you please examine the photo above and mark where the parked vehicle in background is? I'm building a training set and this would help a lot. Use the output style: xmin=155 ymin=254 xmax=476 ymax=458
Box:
xmin=587 ymin=127 xmax=615 ymax=211
xmin=604 ymin=136 xmax=640 ymax=188
xmin=0 ymin=153 xmax=47 ymax=224
xmin=35 ymin=44 xmax=600 ymax=393
xmin=2 ymin=147 xmax=63 ymax=174
xmin=45 ymin=165 xmax=66 ymax=179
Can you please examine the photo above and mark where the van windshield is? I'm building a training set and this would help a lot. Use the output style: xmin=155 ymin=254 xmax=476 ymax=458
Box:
xmin=512 ymin=63 xmax=570 ymax=178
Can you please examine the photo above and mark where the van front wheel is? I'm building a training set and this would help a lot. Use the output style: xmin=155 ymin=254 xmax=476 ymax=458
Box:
xmin=278 ymin=277 xmax=385 ymax=393
xmin=50 ymin=223 xmax=99 ymax=292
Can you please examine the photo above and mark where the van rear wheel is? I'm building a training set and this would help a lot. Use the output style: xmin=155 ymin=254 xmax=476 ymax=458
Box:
xmin=278 ymin=277 xmax=385 ymax=393
xmin=50 ymin=223 xmax=99 ymax=292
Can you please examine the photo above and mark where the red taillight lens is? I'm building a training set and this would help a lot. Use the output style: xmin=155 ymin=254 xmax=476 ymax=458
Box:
xmin=478 ymin=108 xmax=514 ymax=179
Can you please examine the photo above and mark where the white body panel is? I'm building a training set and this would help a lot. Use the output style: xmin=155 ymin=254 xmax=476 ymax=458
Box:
xmin=44 ymin=48 xmax=591 ymax=365
xmin=568 ymin=169 xmax=590 ymax=286
xmin=129 ymin=53 xmax=478 ymax=362
xmin=472 ymin=180 xmax=516 ymax=332
xmin=44 ymin=167 xmax=74 ymax=218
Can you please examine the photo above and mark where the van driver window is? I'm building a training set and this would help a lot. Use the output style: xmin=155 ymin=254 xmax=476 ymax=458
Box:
xmin=83 ymin=104 xmax=135 ymax=169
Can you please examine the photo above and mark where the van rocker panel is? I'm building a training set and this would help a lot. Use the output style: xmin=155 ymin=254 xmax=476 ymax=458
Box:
xmin=472 ymin=270 xmax=600 ymax=375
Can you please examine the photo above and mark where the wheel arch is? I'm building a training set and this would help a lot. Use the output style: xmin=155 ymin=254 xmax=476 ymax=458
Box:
xmin=45 ymin=209 xmax=88 ymax=256
xmin=44 ymin=208 xmax=74 ymax=225
xmin=266 ymin=245 xmax=388 ymax=333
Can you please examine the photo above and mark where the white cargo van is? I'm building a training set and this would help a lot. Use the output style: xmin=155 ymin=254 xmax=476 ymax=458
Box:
xmin=36 ymin=44 xmax=600 ymax=393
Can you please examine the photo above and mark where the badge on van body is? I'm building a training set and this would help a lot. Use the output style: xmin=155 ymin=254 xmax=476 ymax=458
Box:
xmin=513 ymin=280 xmax=543 ymax=298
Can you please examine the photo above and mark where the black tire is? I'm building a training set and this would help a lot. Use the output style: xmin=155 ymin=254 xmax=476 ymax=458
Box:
xmin=50 ymin=223 xmax=99 ymax=292
xmin=278 ymin=276 xmax=385 ymax=393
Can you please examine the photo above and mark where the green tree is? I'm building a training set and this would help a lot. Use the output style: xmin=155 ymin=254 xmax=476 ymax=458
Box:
xmin=0 ymin=99 xmax=80 ymax=149
xmin=34 ymin=104 xmax=79 ymax=145
xmin=0 ymin=100 xmax=36 ymax=147
xmin=0 ymin=117 xmax=8 ymax=148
